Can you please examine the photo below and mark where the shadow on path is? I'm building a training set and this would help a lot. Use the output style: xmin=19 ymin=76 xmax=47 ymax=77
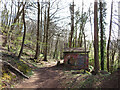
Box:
xmin=15 ymin=64 xmax=68 ymax=88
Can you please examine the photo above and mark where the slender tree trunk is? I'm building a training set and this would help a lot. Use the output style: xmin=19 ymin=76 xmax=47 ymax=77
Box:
xmin=7 ymin=2 xmax=25 ymax=51
xmin=118 ymin=1 xmax=120 ymax=70
xmin=43 ymin=1 xmax=50 ymax=61
xmin=78 ymin=30 xmax=83 ymax=47
xmin=53 ymin=35 xmax=59 ymax=59
xmin=111 ymin=48 xmax=116 ymax=73
xmin=11 ymin=3 xmax=25 ymax=31
xmin=89 ymin=7 xmax=93 ymax=44
xmin=7 ymin=0 xmax=13 ymax=51
xmin=83 ymin=30 xmax=87 ymax=73
xmin=107 ymin=0 xmax=113 ymax=72
xmin=100 ymin=1 xmax=104 ymax=70
xmin=94 ymin=0 xmax=99 ymax=74
xmin=50 ymin=38 xmax=53 ymax=58
xmin=74 ymin=23 xmax=77 ymax=47
xmin=18 ymin=4 xmax=26 ymax=60
xmin=78 ymin=0 xmax=84 ymax=48
xmin=40 ymin=1 xmax=43 ymax=54
xmin=80 ymin=33 xmax=83 ymax=47
xmin=43 ymin=6 xmax=46 ymax=54
xmin=89 ymin=7 xmax=94 ymax=62
xmin=34 ymin=1 xmax=40 ymax=59
xmin=69 ymin=0 xmax=74 ymax=48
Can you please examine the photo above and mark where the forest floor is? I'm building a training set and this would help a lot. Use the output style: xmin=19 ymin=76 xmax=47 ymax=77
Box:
xmin=15 ymin=62 xmax=65 ymax=88
xmin=15 ymin=62 xmax=120 ymax=88
xmin=1 ymin=33 xmax=120 ymax=88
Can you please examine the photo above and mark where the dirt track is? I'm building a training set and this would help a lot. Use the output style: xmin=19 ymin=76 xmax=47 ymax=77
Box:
xmin=15 ymin=63 xmax=64 ymax=88
xmin=0 ymin=34 xmax=64 ymax=88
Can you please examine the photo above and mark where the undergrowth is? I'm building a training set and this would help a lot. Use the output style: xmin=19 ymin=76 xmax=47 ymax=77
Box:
xmin=1 ymin=49 xmax=33 ymax=88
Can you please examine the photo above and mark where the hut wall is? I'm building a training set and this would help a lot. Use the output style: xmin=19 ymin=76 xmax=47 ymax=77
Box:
xmin=64 ymin=53 xmax=88 ymax=69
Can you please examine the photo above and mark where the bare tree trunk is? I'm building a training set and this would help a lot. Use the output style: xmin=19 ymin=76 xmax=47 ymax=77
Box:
xmin=11 ymin=3 xmax=25 ymax=31
xmin=89 ymin=6 xmax=94 ymax=62
xmin=107 ymin=0 xmax=113 ymax=72
xmin=111 ymin=48 xmax=116 ymax=73
xmin=100 ymin=1 xmax=104 ymax=70
xmin=40 ymin=1 xmax=43 ymax=54
xmin=7 ymin=2 xmax=25 ymax=51
xmin=69 ymin=0 xmax=74 ymax=48
xmin=18 ymin=3 xmax=26 ymax=60
xmin=53 ymin=35 xmax=59 ymax=59
xmin=78 ymin=0 xmax=84 ymax=48
xmin=78 ymin=30 xmax=83 ymax=47
xmin=43 ymin=6 xmax=46 ymax=54
xmin=74 ymin=23 xmax=77 ymax=47
xmin=83 ymin=30 xmax=87 ymax=73
xmin=7 ymin=0 xmax=13 ymax=51
xmin=118 ymin=1 xmax=120 ymax=70
xmin=43 ymin=1 xmax=50 ymax=61
xmin=50 ymin=38 xmax=53 ymax=58
xmin=34 ymin=1 xmax=40 ymax=59
xmin=94 ymin=0 xmax=99 ymax=74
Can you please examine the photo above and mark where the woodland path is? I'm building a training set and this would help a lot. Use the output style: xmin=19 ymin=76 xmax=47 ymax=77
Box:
xmin=15 ymin=62 xmax=65 ymax=88
xmin=1 ymin=34 xmax=119 ymax=88
xmin=0 ymin=34 xmax=64 ymax=88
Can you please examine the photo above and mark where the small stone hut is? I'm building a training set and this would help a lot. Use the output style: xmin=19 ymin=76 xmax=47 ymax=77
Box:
xmin=63 ymin=47 xmax=89 ymax=70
